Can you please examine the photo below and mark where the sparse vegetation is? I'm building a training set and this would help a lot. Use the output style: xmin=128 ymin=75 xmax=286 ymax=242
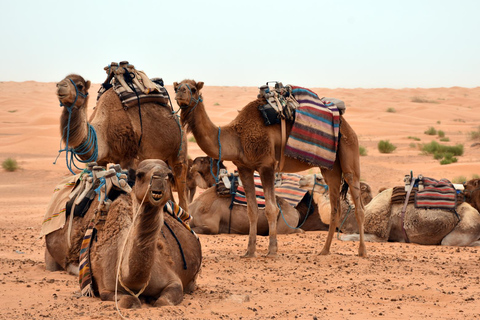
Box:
xmin=2 ymin=158 xmax=19 ymax=172
xmin=386 ymin=108 xmax=396 ymax=113
xmin=378 ymin=140 xmax=396 ymax=154
xmin=359 ymin=146 xmax=367 ymax=156
xmin=408 ymin=136 xmax=421 ymax=141
xmin=411 ymin=96 xmax=439 ymax=104
xmin=214 ymin=102 xmax=220 ymax=106
xmin=8 ymin=110 xmax=17 ymax=113
xmin=436 ymin=121 xmax=441 ymax=124
xmin=421 ymin=141 xmax=463 ymax=164
xmin=469 ymin=126 xmax=480 ymax=140
xmin=424 ymin=127 xmax=437 ymax=135
xmin=452 ymin=176 xmax=467 ymax=184
xmin=437 ymin=130 xmax=445 ymax=138
xmin=188 ymin=136 xmax=196 ymax=143
xmin=409 ymin=143 xmax=417 ymax=148
xmin=439 ymin=137 xmax=450 ymax=142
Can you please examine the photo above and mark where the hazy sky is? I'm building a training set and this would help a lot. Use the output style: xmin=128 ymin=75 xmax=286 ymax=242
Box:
xmin=1 ymin=0 xmax=479 ymax=88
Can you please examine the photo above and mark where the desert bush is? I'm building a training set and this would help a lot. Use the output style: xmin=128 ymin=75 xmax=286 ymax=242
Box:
xmin=408 ymin=136 xmax=420 ymax=141
xmin=440 ymin=153 xmax=458 ymax=165
xmin=437 ymin=130 xmax=445 ymax=138
xmin=386 ymin=108 xmax=396 ymax=113
xmin=422 ymin=141 xmax=463 ymax=164
xmin=424 ymin=127 xmax=437 ymax=135
xmin=439 ymin=137 xmax=450 ymax=142
xmin=359 ymin=146 xmax=367 ymax=156
xmin=188 ymin=136 xmax=196 ymax=143
xmin=469 ymin=126 xmax=480 ymax=140
xmin=411 ymin=96 xmax=439 ymax=104
xmin=2 ymin=158 xmax=18 ymax=172
xmin=452 ymin=176 xmax=467 ymax=184
xmin=378 ymin=140 xmax=396 ymax=154
xmin=409 ymin=143 xmax=417 ymax=148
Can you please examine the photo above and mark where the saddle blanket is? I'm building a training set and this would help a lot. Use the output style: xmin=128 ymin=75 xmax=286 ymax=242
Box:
xmin=113 ymin=78 xmax=170 ymax=109
xmin=415 ymin=177 xmax=457 ymax=210
xmin=284 ymin=86 xmax=340 ymax=169
xmin=233 ymin=173 xmax=307 ymax=208
xmin=40 ymin=174 xmax=79 ymax=237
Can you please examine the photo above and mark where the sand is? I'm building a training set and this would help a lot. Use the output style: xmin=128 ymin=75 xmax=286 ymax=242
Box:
xmin=0 ymin=80 xmax=479 ymax=319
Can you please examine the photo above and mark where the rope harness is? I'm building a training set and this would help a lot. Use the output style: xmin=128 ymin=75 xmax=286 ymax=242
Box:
xmin=55 ymin=78 xmax=98 ymax=175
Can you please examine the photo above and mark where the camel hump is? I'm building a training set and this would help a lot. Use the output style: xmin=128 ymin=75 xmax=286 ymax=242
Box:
xmin=97 ymin=61 xmax=172 ymax=110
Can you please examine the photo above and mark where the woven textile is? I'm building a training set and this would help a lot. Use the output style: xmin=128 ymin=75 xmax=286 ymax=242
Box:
xmin=113 ymin=80 xmax=170 ymax=109
xmin=415 ymin=177 xmax=457 ymax=210
xmin=284 ymin=86 xmax=340 ymax=169
xmin=233 ymin=173 xmax=306 ymax=208
xmin=79 ymin=219 xmax=95 ymax=297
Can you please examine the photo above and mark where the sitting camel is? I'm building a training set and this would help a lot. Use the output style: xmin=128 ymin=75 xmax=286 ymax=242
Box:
xmin=89 ymin=159 xmax=202 ymax=308
xmin=175 ymin=80 xmax=366 ymax=257
xmin=297 ymin=174 xmax=373 ymax=231
xmin=56 ymin=73 xmax=189 ymax=210
xmin=185 ymin=156 xmax=226 ymax=203
xmin=464 ymin=178 xmax=480 ymax=212
xmin=299 ymin=177 xmax=480 ymax=246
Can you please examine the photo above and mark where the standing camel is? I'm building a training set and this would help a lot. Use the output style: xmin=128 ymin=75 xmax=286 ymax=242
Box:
xmin=174 ymin=80 xmax=366 ymax=258
xmin=56 ymin=74 xmax=189 ymax=210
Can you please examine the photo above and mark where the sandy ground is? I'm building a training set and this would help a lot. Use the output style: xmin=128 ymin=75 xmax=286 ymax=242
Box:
xmin=1 ymin=80 xmax=479 ymax=319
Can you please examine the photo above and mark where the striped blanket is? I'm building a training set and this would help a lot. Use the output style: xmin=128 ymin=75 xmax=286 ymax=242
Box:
xmin=113 ymin=79 xmax=170 ymax=109
xmin=285 ymin=86 xmax=340 ymax=169
xmin=415 ymin=177 xmax=457 ymax=210
xmin=233 ymin=173 xmax=307 ymax=208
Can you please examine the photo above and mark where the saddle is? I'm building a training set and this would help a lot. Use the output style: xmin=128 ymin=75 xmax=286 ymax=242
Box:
xmin=96 ymin=61 xmax=171 ymax=110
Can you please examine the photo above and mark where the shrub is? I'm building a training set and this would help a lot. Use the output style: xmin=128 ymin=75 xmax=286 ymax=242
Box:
xmin=437 ymin=130 xmax=445 ymax=138
xmin=439 ymin=137 xmax=450 ymax=142
xmin=469 ymin=126 xmax=480 ymax=140
xmin=378 ymin=140 xmax=396 ymax=154
xmin=411 ymin=96 xmax=439 ymax=104
xmin=359 ymin=146 xmax=367 ymax=156
xmin=440 ymin=153 xmax=458 ymax=165
xmin=408 ymin=136 xmax=420 ymax=141
xmin=424 ymin=127 xmax=437 ymax=135
xmin=409 ymin=143 xmax=417 ymax=148
xmin=386 ymin=108 xmax=396 ymax=113
xmin=422 ymin=141 xmax=463 ymax=164
xmin=452 ymin=176 xmax=467 ymax=184
xmin=2 ymin=158 xmax=18 ymax=172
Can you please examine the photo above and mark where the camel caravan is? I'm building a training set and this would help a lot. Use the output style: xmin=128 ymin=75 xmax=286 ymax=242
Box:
xmin=40 ymin=62 xmax=480 ymax=308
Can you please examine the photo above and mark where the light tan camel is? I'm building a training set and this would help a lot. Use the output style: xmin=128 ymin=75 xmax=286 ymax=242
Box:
xmin=184 ymin=156 xmax=225 ymax=203
xmin=297 ymin=174 xmax=373 ymax=231
xmin=174 ymin=80 xmax=366 ymax=257
xmin=189 ymin=186 xmax=302 ymax=235
xmin=56 ymin=74 xmax=189 ymax=210
xmin=310 ymin=185 xmax=480 ymax=246
xmin=90 ymin=159 xmax=202 ymax=308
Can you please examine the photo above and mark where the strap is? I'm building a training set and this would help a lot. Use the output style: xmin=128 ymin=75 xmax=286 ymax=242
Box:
xmin=401 ymin=179 xmax=415 ymax=243
xmin=279 ymin=118 xmax=286 ymax=171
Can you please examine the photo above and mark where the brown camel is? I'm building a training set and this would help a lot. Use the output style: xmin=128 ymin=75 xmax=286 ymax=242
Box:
xmin=184 ymin=156 xmax=226 ymax=203
xmin=464 ymin=178 xmax=480 ymax=212
xmin=56 ymin=74 xmax=189 ymax=210
xmin=189 ymin=186 xmax=302 ymax=235
xmin=90 ymin=159 xmax=202 ymax=308
xmin=174 ymin=80 xmax=366 ymax=257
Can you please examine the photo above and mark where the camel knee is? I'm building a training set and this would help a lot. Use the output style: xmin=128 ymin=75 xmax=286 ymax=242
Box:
xmin=119 ymin=295 xmax=142 ymax=309
xmin=153 ymin=283 xmax=184 ymax=307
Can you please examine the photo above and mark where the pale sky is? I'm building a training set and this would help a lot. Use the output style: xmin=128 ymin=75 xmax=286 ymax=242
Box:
xmin=1 ymin=0 xmax=479 ymax=88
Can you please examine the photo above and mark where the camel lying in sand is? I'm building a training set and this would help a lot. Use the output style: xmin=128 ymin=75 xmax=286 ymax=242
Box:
xmin=89 ymin=159 xmax=202 ymax=308
xmin=300 ymin=176 xmax=480 ymax=246
xmin=185 ymin=156 xmax=225 ymax=203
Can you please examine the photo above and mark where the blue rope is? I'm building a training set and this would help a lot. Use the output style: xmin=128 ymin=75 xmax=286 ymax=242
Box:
xmin=209 ymin=127 xmax=222 ymax=183
xmin=54 ymin=78 xmax=97 ymax=175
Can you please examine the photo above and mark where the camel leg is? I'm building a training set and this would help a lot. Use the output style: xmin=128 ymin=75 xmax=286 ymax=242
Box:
xmin=99 ymin=290 xmax=142 ymax=309
xmin=44 ymin=248 xmax=63 ymax=272
xmin=258 ymin=166 xmax=279 ymax=257
xmin=172 ymin=161 xmax=188 ymax=211
xmin=237 ymin=166 xmax=258 ymax=258
xmin=153 ymin=282 xmax=184 ymax=307
xmin=320 ymin=161 xmax=342 ymax=255
xmin=337 ymin=120 xmax=366 ymax=257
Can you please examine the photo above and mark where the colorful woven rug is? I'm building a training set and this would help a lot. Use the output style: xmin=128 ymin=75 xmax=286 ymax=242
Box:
xmin=285 ymin=86 xmax=340 ymax=169
xmin=415 ymin=177 xmax=457 ymax=210
xmin=79 ymin=218 xmax=96 ymax=297
xmin=113 ymin=79 xmax=170 ymax=109
xmin=233 ymin=173 xmax=307 ymax=208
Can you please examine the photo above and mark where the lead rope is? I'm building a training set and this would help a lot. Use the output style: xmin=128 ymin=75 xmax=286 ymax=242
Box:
xmin=114 ymin=183 xmax=151 ymax=319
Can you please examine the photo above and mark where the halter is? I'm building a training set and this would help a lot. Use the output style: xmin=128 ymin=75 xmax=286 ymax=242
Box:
xmin=55 ymin=78 xmax=98 ymax=175
xmin=175 ymin=83 xmax=203 ymax=114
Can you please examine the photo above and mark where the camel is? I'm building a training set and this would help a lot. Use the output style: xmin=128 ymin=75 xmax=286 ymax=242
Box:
xmin=188 ymin=186 xmax=302 ymax=235
xmin=89 ymin=159 xmax=202 ymax=308
xmin=56 ymin=74 xmax=189 ymax=210
xmin=185 ymin=156 xmax=226 ymax=203
xmin=464 ymin=178 xmax=480 ymax=212
xmin=297 ymin=174 xmax=373 ymax=231
xmin=174 ymin=80 xmax=366 ymax=257
xmin=300 ymin=182 xmax=480 ymax=246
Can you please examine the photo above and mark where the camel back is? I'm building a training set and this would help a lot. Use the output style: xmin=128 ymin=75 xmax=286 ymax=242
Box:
xmin=97 ymin=61 xmax=171 ymax=110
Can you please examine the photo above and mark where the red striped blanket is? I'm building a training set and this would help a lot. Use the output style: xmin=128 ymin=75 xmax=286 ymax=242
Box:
xmin=285 ymin=86 xmax=340 ymax=169
xmin=414 ymin=177 xmax=457 ymax=210
xmin=233 ymin=173 xmax=306 ymax=208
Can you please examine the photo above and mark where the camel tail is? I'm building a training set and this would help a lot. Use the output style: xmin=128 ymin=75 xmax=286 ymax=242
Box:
xmin=340 ymin=179 xmax=349 ymax=200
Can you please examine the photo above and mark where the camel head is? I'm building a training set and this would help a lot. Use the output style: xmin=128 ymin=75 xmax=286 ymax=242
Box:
xmin=298 ymin=174 xmax=329 ymax=194
xmin=191 ymin=156 xmax=226 ymax=189
xmin=56 ymin=74 xmax=90 ymax=109
xmin=133 ymin=159 xmax=174 ymax=206
xmin=173 ymin=79 xmax=204 ymax=110
xmin=360 ymin=181 xmax=373 ymax=205
xmin=464 ymin=178 xmax=480 ymax=211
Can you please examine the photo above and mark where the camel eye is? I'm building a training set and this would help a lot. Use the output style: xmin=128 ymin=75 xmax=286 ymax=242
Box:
xmin=136 ymin=171 xmax=145 ymax=179
xmin=191 ymin=87 xmax=197 ymax=94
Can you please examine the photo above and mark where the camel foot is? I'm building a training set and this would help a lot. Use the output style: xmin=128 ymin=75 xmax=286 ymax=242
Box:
xmin=241 ymin=252 xmax=256 ymax=258
xmin=358 ymin=246 xmax=367 ymax=258
xmin=319 ymin=248 xmax=330 ymax=256
xmin=119 ymin=295 xmax=142 ymax=309
xmin=264 ymin=252 xmax=277 ymax=259
xmin=153 ymin=297 xmax=178 ymax=307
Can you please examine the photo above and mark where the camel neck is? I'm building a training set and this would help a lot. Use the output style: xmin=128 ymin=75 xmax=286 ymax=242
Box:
xmin=60 ymin=105 xmax=89 ymax=151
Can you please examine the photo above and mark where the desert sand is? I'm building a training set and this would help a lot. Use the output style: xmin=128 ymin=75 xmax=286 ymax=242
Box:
xmin=0 ymin=80 xmax=479 ymax=319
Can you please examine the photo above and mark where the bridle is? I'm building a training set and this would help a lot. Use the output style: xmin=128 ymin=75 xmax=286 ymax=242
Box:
xmin=59 ymin=78 xmax=89 ymax=110
xmin=174 ymin=83 xmax=203 ymax=115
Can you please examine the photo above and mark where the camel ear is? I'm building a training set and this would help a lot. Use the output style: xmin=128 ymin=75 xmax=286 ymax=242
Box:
xmin=168 ymin=172 xmax=175 ymax=186
xmin=196 ymin=81 xmax=204 ymax=91
xmin=85 ymin=80 xmax=91 ymax=91
xmin=173 ymin=82 xmax=179 ymax=91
